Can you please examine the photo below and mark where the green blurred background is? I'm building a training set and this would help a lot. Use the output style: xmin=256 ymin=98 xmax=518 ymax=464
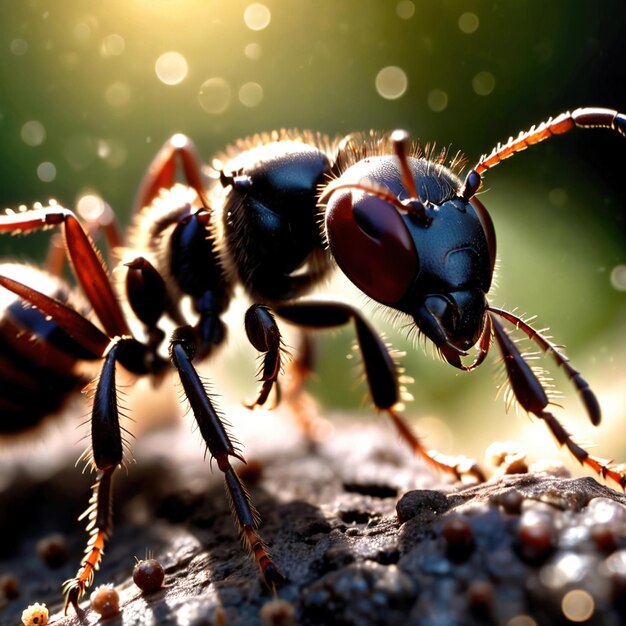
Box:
xmin=0 ymin=0 xmax=624 ymax=466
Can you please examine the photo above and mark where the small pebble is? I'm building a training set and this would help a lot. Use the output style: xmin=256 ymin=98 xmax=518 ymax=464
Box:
xmin=493 ymin=489 xmax=524 ymax=515
xmin=133 ymin=558 xmax=165 ymax=593
xmin=90 ymin=584 xmax=120 ymax=618
xmin=21 ymin=602 xmax=48 ymax=626
xmin=528 ymin=458 xmax=570 ymax=478
xmin=396 ymin=489 xmax=449 ymax=524
xmin=0 ymin=573 xmax=19 ymax=600
xmin=517 ymin=513 xmax=555 ymax=564
xmin=36 ymin=533 xmax=69 ymax=569
xmin=590 ymin=523 xmax=618 ymax=554
xmin=467 ymin=580 xmax=495 ymax=618
xmin=260 ymin=598 xmax=296 ymax=626
xmin=501 ymin=454 xmax=529 ymax=475
xmin=441 ymin=516 xmax=475 ymax=562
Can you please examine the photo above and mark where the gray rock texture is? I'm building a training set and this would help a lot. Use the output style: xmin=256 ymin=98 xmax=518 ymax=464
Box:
xmin=2 ymin=419 xmax=626 ymax=626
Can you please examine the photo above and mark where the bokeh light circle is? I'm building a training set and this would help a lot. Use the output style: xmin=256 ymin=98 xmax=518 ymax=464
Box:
xmin=561 ymin=589 xmax=595 ymax=622
xmin=245 ymin=42 xmax=263 ymax=60
xmin=396 ymin=1 xmax=415 ymax=20
xmin=244 ymin=4 xmax=271 ymax=31
xmin=37 ymin=162 xmax=56 ymax=182
xmin=106 ymin=82 xmax=131 ymax=108
xmin=458 ymin=12 xmax=480 ymax=34
xmin=198 ymin=77 xmax=232 ymax=114
xmin=10 ymin=39 xmax=28 ymax=55
xmin=375 ymin=66 xmax=408 ymax=100
xmin=101 ymin=34 xmax=125 ymax=57
xmin=239 ymin=82 xmax=263 ymax=107
xmin=155 ymin=51 xmax=189 ymax=85
xmin=472 ymin=71 xmax=496 ymax=96
xmin=610 ymin=264 xmax=626 ymax=291
xmin=21 ymin=121 xmax=46 ymax=146
xmin=427 ymin=89 xmax=448 ymax=112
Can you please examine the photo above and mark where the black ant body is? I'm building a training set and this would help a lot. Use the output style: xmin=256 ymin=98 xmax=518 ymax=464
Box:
xmin=0 ymin=107 xmax=624 ymax=612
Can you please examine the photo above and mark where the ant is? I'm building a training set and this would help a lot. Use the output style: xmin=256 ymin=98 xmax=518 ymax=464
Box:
xmin=0 ymin=107 xmax=624 ymax=612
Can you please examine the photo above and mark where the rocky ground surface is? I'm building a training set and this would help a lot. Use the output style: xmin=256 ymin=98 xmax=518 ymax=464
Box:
xmin=2 ymin=415 xmax=626 ymax=626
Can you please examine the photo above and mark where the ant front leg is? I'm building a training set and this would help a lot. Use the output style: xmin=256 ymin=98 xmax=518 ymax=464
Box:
xmin=169 ymin=326 xmax=284 ymax=587
xmin=135 ymin=134 xmax=208 ymax=212
xmin=276 ymin=301 xmax=485 ymax=482
xmin=489 ymin=314 xmax=626 ymax=488
xmin=244 ymin=304 xmax=285 ymax=408
xmin=244 ymin=305 xmax=327 ymax=439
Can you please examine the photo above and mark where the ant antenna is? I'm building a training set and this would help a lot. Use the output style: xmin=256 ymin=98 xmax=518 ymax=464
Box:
xmin=390 ymin=130 xmax=430 ymax=224
xmin=390 ymin=130 xmax=420 ymax=199
xmin=461 ymin=107 xmax=626 ymax=199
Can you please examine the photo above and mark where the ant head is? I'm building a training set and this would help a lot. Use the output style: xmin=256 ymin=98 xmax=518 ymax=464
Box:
xmin=323 ymin=129 xmax=494 ymax=361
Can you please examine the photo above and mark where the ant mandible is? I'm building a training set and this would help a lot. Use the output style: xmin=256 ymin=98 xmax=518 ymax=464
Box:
xmin=0 ymin=107 xmax=624 ymax=612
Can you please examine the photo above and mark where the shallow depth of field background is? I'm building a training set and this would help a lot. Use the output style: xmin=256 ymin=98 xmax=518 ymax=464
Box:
xmin=0 ymin=0 xmax=624 ymax=469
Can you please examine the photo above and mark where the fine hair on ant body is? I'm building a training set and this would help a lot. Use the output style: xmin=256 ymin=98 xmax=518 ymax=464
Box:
xmin=0 ymin=107 xmax=624 ymax=612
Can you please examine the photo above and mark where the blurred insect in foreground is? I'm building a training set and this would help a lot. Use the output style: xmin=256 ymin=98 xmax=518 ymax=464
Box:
xmin=0 ymin=107 xmax=624 ymax=612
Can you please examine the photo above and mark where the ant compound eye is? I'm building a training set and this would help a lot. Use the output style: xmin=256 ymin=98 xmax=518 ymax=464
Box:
xmin=325 ymin=188 xmax=418 ymax=305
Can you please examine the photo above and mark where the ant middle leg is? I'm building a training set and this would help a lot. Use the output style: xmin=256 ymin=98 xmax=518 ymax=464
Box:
xmin=169 ymin=326 xmax=284 ymax=587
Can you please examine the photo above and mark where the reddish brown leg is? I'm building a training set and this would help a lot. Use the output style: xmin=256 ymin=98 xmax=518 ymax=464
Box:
xmin=462 ymin=107 xmax=626 ymax=197
xmin=49 ymin=197 xmax=123 ymax=272
xmin=0 ymin=205 xmax=129 ymax=338
xmin=0 ymin=274 xmax=110 ymax=357
xmin=279 ymin=331 xmax=330 ymax=441
xmin=490 ymin=313 xmax=626 ymax=489
xmin=45 ymin=233 xmax=66 ymax=277
xmin=387 ymin=408 xmax=486 ymax=481
xmin=63 ymin=469 xmax=115 ymax=612
xmin=135 ymin=134 xmax=209 ymax=212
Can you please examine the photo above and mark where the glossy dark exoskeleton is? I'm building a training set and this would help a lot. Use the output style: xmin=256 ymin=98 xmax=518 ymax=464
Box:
xmin=218 ymin=132 xmax=334 ymax=302
xmin=324 ymin=141 xmax=493 ymax=355
xmin=0 ymin=109 xmax=625 ymax=613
